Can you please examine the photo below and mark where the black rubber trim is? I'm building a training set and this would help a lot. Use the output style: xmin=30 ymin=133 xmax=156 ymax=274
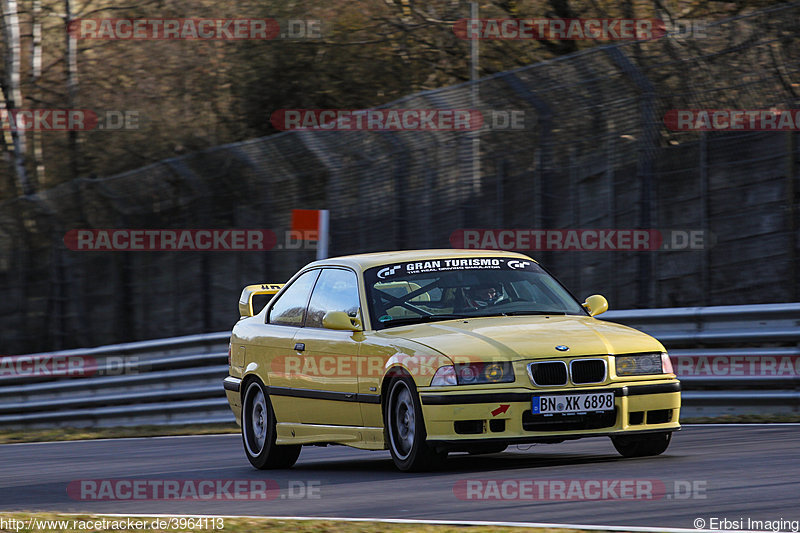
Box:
xmin=266 ymin=385 xmax=381 ymax=404
xmin=358 ymin=394 xmax=382 ymax=404
xmin=422 ymin=392 xmax=534 ymax=405
xmin=420 ymin=381 xmax=681 ymax=405
xmin=222 ymin=376 xmax=241 ymax=393
xmin=622 ymin=382 xmax=682 ymax=396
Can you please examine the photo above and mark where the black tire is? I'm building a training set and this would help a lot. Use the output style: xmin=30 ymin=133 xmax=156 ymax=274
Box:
xmin=611 ymin=431 xmax=672 ymax=458
xmin=242 ymin=380 xmax=301 ymax=469
xmin=385 ymin=376 xmax=446 ymax=472
xmin=467 ymin=444 xmax=508 ymax=455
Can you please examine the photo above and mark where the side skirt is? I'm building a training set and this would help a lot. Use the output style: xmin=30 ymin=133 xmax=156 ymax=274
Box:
xmin=276 ymin=423 xmax=386 ymax=450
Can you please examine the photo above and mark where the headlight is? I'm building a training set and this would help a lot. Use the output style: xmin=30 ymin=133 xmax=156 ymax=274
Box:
xmin=430 ymin=362 xmax=515 ymax=386
xmin=615 ymin=353 xmax=665 ymax=376
xmin=455 ymin=362 xmax=515 ymax=384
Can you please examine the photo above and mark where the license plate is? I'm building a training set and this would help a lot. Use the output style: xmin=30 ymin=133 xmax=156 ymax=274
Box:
xmin=532 ymin=392 xmax=614 ymax=414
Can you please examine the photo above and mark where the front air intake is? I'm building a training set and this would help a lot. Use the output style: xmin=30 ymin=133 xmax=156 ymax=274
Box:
xmin=528 ymin=361 xmax=568 ymax=386
xmin=570 ymin=359 xmax=607 ymax=384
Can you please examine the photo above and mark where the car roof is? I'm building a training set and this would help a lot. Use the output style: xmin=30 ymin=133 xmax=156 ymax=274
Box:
xmin=302 ymin=249 xmax=538 ymax=272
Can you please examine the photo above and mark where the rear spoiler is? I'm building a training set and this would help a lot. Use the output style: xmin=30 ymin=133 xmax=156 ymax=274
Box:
xmin=238 ymin=283 xmax=284 ymax=318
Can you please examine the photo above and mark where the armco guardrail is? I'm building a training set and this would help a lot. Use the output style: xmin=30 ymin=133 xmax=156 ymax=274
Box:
xmin=1 ymin=303 xmax=798 ymax=428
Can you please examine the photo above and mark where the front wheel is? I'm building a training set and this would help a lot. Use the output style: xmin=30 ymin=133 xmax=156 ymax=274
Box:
xmin=242 ymin=380 xmax=301 ymax=469
xmin=611 ymin=431 xmax=672 ymax=458
xmin=386 ymin=377 xmax=446 ymax=472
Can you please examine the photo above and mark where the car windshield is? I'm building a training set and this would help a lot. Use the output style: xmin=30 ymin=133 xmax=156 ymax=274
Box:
xmin=363 ymin=257 xmax=586 ymax=329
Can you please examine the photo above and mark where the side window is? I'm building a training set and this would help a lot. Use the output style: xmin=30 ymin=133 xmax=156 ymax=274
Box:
xmin=305 ymin=269 xmax=361 ymax=328
xmin=268 ymin=270 xmax=320 ymax=326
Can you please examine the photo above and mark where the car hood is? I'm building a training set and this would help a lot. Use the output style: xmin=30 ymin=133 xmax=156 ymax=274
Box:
xmin=375 ymin=315 xmax=664 ymax=361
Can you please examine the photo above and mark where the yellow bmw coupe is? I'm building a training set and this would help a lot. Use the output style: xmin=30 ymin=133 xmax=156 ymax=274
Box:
xmin=223 ymin=250 xmax=680 ymax=471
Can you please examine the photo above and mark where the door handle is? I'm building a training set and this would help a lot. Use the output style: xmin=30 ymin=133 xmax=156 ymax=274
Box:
xmin=294 ymin=343 xmax=305 ymax=352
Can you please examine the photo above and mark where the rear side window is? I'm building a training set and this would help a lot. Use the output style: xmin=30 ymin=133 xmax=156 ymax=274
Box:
xmin=268 ymin=270 xmax=320 ymax=326
xmin=305 ymin=268 xmax=361 ymax=328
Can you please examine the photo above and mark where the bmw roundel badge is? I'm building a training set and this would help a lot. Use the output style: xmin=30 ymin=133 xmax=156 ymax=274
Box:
xmin=555 ymin=345 xmax=569 ymax=351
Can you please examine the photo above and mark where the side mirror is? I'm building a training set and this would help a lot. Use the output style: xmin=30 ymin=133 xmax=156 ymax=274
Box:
xmin=322 ymin=311 xmax=362 ymax=331
xmin=583 ymin=294 xmax=609 ymax=317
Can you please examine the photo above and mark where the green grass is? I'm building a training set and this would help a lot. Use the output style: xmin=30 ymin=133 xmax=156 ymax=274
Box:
xmin=0 ymin=513 xmax=590 ymax=533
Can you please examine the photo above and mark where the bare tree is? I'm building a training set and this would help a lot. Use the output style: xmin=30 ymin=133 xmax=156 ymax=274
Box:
xmin=30 ymin=0 xmax=45 ymax=187
xmin=64 ymin=0 xmax=78 ymax=179
xmin=0 ymin=0 xmax=32 ymax=194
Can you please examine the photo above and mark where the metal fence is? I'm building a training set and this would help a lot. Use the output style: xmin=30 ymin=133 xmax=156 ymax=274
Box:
xmin=2 ymin=4 xmax=800 ymax=354
xmin=0 ymin=302 xmax=797 ymax=429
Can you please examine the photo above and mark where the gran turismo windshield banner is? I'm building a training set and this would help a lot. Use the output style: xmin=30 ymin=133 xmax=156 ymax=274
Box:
xmin=366 ymin=257 xmax=541 ymax=281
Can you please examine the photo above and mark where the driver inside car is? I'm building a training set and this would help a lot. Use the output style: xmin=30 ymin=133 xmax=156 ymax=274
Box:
xmin=463 ymin=283 xmax=503 ymax=309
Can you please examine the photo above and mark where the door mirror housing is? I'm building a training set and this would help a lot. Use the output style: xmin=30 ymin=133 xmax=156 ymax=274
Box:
xmin=322 ymin=311 xmax=362 ymax=331
xmin=583 ymin=294 xmax=609 ymax=317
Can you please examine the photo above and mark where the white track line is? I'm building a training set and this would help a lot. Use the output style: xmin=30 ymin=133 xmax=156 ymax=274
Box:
xmin=3 ymin=423 xmax=799 ymax=446
xmin=681 ymin=423 xmax=800 ymax=427
xmin=32 ymin=512 xmax=764 ymax=533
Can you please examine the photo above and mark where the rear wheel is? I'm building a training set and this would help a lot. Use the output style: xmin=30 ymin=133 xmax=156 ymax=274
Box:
xmin=386 ymin=377 xmax=446 ymax=472
xmin=242 ymin=380 xmax=301 ymax=469
xmin=611 ymin=431 xmax=672 ymax=458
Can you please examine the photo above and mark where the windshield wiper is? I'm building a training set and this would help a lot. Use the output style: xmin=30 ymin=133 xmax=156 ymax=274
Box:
xmin=379 ymin=314 xmax=472 ymax=327
xmin=475 ymin=310 xmax=569 ymax=317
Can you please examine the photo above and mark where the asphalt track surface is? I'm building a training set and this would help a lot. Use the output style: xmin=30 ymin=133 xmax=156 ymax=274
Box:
xmin=1 ymin=425 xmax=798 ymax=531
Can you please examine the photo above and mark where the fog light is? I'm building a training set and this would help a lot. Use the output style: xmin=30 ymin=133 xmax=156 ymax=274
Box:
xmin=485 ymin=363 xmax=504 ymax=381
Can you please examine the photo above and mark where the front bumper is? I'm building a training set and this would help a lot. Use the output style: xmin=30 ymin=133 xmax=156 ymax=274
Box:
xmin=419 ymin=380 xmax=681 ymax=447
